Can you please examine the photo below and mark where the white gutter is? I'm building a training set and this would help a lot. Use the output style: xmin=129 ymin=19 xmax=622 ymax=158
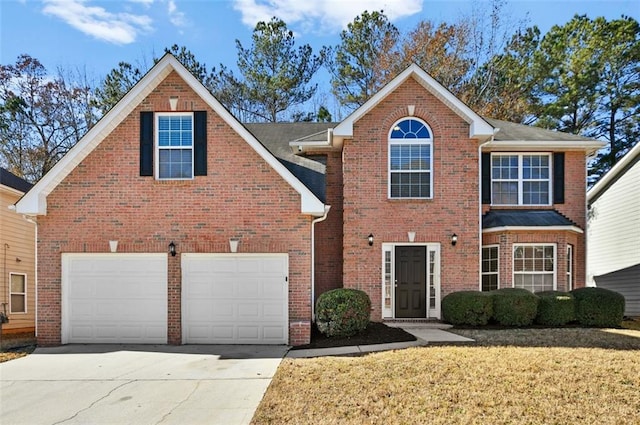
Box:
xmin=22 ymin=215 xmax=38 ymax=337
xmin=311 ymin=205 xmax=331 ymax=321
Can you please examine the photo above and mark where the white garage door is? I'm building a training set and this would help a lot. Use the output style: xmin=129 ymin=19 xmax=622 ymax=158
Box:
xmin=62 ymin=254 xmax=168 ymax=344
xmin=182 ymin=253 xmax=288 ymax=344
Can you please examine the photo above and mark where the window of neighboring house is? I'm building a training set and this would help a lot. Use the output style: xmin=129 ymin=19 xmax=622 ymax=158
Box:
xmin=10 ymin=273 xmax=26 ymax=314
xmin=481 ymin=246 xmax=499 ymax=291
xmin=513 ymin=244 xmax=556 ymax=292
xmin=491 ymin=154 xmax=551 ymax=205
xmin=389 ymin=118 xmax=433 ymax=199
xmin=567 ymin=244 xmax=573 ymax=291
xmin=156 ymin=113 xmax=194 ymax=179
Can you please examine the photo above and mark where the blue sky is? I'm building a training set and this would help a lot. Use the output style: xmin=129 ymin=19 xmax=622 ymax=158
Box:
xmin=1 ymin=0 xmax=638 ymax=88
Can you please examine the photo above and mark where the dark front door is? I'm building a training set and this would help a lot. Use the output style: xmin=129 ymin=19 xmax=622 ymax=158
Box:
xmin=395 ymin=246 xmax=426 ymax=318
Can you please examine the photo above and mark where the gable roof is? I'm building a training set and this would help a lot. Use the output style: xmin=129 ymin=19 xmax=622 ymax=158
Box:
xmin=0 ymin=168 xmax=33 ymax=194
xmin=588 ymin=141 xmax=640 ymax=203
xmin=15 ymin=54 xmax=326 ymax=216
xmin=332 ymin=63 xmax=495 ymax=143
xmin=246 ymin=122 xmax=335 ymax=202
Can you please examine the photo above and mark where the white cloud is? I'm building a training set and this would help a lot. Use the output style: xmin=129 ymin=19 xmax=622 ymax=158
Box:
xmin=167 ymin=0 xmax=188 ymax=29
xmin=232 ymin=0 xmax=423 ymax=32
xmin=42 ymin=0 xmax=153 ymax=45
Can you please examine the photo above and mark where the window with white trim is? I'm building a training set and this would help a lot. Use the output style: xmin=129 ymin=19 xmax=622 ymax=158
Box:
xmin=492 ymin=154 xmax=550 ymax=205
xmin=156 ymin=113 xmax=194 ymax=179
xmin=567 ymin=244 xmax=573 ymax=291
xmin=481 ymin=246 xmax=499 ymax=291
xmin=389 ymin=118 xmax=432 ymax=199
xmin=10 ymin=273 xmax=26 ymax=314
xmin=513 ymin=244 xmax=556 ymax=292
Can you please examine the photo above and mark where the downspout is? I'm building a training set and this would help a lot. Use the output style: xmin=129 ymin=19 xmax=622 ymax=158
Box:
xmin=22 ymin=215 xmax=38 ymax=337
xmin=311 ymin=205 xmax=331 ymax=321
xmin=478 ymin=134 xmax=495 ymax=290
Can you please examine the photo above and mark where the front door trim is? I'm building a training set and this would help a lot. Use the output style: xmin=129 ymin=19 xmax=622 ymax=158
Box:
xmin=381 ymin=243 xmax=441 ymax=319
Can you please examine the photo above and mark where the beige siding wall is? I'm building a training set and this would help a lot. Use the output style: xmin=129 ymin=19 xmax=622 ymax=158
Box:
xmin=587 ymin=159 xmax=640 ymax=284
xmin=1 ymin=187 xmax=36 ymax=333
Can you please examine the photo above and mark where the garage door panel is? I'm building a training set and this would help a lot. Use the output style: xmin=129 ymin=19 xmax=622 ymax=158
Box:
xmin=237 ymin=280 xmax=260 ymax=298
xmin=263 ymin=278 xmax=285 ymax=298
xmin=238 ymin=303 xmax=260 ymax=318
xmin=182 ymin=254 xmax=288 ymax=344
xmin=62 ymin=254 xmax=168 ymax=344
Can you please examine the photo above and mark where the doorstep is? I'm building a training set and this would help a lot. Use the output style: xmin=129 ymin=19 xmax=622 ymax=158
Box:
xmin=384 ymin=319 xmax=453 ymax=329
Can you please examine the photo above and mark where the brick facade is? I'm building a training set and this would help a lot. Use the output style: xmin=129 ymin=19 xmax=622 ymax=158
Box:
xmin=36 ymin=71 xmax=313 ymax=346
xmin=26 ymin=58 xmax=595 ymax=347
xmin=340 ymin=79 xmax=481 ymax=321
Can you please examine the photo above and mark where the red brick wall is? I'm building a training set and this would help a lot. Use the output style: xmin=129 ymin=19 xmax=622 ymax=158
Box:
xmin=313 ymin=151 xmax=344 ymax=301
xmin=341 ymin=78 xmax=481 ymax=321
xmin=36 ymin=71 xmax=313 ymax=346
xmin=481 ymin=149 xmax=588 ymax=290
xmin=483 ymin=230 xmax=583 ymax=291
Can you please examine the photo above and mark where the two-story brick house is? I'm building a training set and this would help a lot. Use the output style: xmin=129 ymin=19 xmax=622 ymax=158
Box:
xmin=15 ymin=55 xmax=603 ymax=346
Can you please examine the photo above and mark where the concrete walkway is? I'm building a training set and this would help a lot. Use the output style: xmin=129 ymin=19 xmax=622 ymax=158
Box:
xmin=287 ymin=323 xmax=473 ymax=358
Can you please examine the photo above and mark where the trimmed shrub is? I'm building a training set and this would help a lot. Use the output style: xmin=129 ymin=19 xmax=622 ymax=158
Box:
xmin=535 ymin=291 xmax=575 ymax=326
xmin=442 ymin=291 xmax=493 ymax=326
xmin=572 ymin=287 xmax=625 ymax=327
xmin=491 ymin=288 xmax=539 ymax=326
xmin=315 ymin=288 xmax=371 ymax=337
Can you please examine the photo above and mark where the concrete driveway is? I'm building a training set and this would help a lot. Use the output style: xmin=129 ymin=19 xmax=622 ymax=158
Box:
xmin=0 ymin=344 xmax=287 ymax=425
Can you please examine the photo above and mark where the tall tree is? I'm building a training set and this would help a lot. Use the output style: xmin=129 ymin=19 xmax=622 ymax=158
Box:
xmin=212 ymin=17 xmax=323 ymax=122
xmin=588 ymin=16 xmax=640 ymax=179
xmin=468 ymin=26 xmax=542 ymax=123
xmin=532 ymin=15 xmax=640 ymax=181
xmin=93 ymin=61 xmax=143 ymax=114
xmin=0 ymin=55 xmax=97 ymax=182
xmin=395 ymin=21 xmax=472 ymax=94
xmin=325 ymin=10 xmax=400 ymax=111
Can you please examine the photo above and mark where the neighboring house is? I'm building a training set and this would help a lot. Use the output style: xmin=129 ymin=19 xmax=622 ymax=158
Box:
xmin=587 ymin=142 xmax=640 ymax=316
xmin=1 ymin=168 xmax=36 ymax=334
xmin=15 ymin=54 xmax=604 ymax=346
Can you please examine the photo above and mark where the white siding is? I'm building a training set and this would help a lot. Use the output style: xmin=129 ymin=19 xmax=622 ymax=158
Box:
xmin=587 ymin=158 xmax=640 ymax=284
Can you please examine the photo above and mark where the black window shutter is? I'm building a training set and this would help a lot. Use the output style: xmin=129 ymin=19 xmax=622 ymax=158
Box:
xmin=194 ymin=111 xmax=207 ymax=176
xmin=140 ymin=112 xmax=154 ymax=176
xmin=553 ymin=152 xmax=565 ymax=204
xmin=481 ymin=152 xmax=491 ymax=204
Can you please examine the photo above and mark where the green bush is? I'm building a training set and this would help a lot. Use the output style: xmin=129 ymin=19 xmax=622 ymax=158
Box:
xmin=572 ymin=287 xmax=625 ymax=327
xmin=315 ymin=288 xmax=371 ymax=337
xmin=442 ymin=291 xmax=493 ymax=326
xmin=535 ymin=291 xmax=575 ymax=326
xmin=491 ymin=288 xmax=539 ymax=326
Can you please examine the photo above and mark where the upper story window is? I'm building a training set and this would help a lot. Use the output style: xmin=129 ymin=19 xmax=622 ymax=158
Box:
xmin=388 ymin=118 xmax=433 ymax=199
xmin=491 ymin=153 xmax=550 ymax=205
xmin=156 ymin=113 xmax=194 ymax=180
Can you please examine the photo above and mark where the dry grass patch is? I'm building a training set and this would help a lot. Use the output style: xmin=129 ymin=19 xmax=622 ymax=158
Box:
xmin=253 ymin=330 xmax=640 ymax=425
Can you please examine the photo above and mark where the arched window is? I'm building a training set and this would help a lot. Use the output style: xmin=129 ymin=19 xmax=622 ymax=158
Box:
xmin=388 ymin=118 xmax=433 ymax=199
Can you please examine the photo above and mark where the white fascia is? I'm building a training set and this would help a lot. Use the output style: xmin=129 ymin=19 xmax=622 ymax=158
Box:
xmin=483 ymin=226 xmax=584 ymax=234
xmin=484 ymin=140 xmax=606 ymax=155
xmin=333 ymin=64 xmax=494 ymax=141
xmin=588 ymin=141 xmax=640 ymax=202
xmin=15 ymin=54 xmax=327 ymax=217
